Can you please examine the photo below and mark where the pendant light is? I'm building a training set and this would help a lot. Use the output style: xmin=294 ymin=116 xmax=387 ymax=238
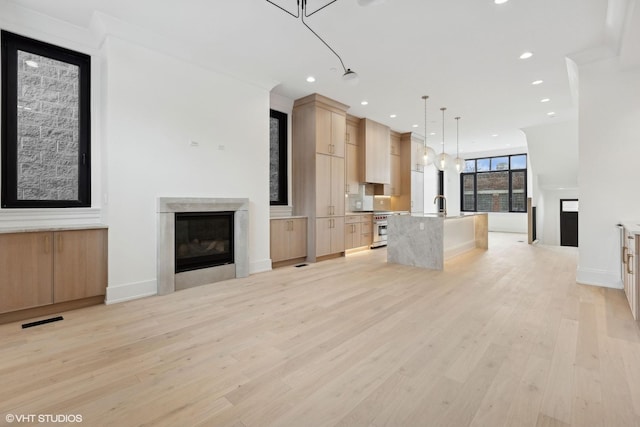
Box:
xmin=435 ymin=107 xmax=451 ymax=171
xmin=454 ymin=116 xmax=463 ymax=173
xmin=422 ymin=95 xmax=436 ymax=166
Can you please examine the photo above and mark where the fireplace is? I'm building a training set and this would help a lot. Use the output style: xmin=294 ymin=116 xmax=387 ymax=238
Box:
xmin=157 ymin=197 xmax=249 ymax=295
xmin=175 ymin=212 xmax=234 ymax=273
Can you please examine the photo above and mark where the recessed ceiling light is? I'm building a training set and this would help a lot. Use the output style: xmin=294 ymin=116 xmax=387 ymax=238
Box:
xmin=390 ymin=114 xmax=397 ymax=118
xmin=412 ymin=124 xmax=419 ymax=128
xmin=495 ymin=0 xmax=509 ymax=3
xmin=306 ymin=76 xmax=316 ymax=83
xmin=520 ymin=52 xmax=533 ymax=59
xmin=361 ymin=100 xmax=369 ymax=105
xmin=531 ymin=79 xmax=544 ymax=85
xmin=25 ymin=60 xmax=39 ymax=68
xmin=430 ymin=132 xmax=436 ymax=136
xmin=506 ymin=143 xmax=511 ymax=147
xmin=540 ymin=98 xmax=550 ymax=103
xmin=547 ymin=111 xmax=556 ymax=116
xmin=492 ymin=134 xmax=499 ymax=137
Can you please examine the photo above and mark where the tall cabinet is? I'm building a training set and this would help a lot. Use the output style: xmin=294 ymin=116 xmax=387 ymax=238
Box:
xmin=393 ymin=132 xmax=425 ymax=214
xmin=293 ymin=94 xmax=349 ymax=262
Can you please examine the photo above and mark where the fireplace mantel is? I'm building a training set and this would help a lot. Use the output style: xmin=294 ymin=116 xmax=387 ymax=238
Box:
xmin=157 ymin=197 xmax=249 ymax=295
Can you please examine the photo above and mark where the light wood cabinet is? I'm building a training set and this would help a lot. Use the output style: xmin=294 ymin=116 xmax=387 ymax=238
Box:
xmin=393 ymin=132 xmax=424 ymax=212
xmin=316 ymin=217 xmax=345 ymax=257
xmin=293 ymin=94 xmax=349 ymax=262
xmin=411 ymin=170 xmax=425 ymax=214
xmin=346 ymin=117 xmax=359 ymax=147
xmin=315 ymin=107 xmax=345 ymax=158
xmin=377 ymin=132 xmax=402 ymax=196
xmin=344 ymin=214 xmax=373 ymax=250
xmin=623 ymin=228 xmax=638 ymax=319
xmin=411 ymin=140 xmax=425 ymax=172
xmin=0 ymin=228 xmax=107 ymax=318
xmin=53 ymin=229 xmax=108 ymax=303
xmin=0 ymin=232 xmax=53 ymax=314
xmin=346 ymin=143 xmax=360 ymax=195
xmin=360 ymin=118 xmax=391 ymax=184
xmin=270 ymin=218 xmax=307 ymax=265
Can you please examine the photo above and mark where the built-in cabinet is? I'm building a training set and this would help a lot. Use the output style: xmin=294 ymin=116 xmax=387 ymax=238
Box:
xmin=377 ymin=131 xmax=402 ymax=196
xmin=293 ymin=93 xmax=349 ymax=262
xmin=0 ymin=227 xmax=107 ymax=321
xmin=345 ymin=115 xmax=361 ymax=195
xmin=393 ymin=132 xmax=425 ymax=213
xmin=270 ymin=217 xmax=307 ymax=266
xmin=345 ymin=214 xmax=373 ymax=250
xmin=622 ymin=226 xmax=638 ymax=319
xmin=360 ymin=118 xmax=391 ymax=184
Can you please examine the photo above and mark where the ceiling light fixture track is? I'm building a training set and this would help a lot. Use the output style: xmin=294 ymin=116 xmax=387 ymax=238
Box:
xmin=266 ymin=0 xmax=359 ymax=84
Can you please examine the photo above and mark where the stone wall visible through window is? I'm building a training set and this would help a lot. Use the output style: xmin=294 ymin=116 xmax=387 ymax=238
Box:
xmin=269 ymin=109 xmax=287 ymax=206
xmin=17 ymin=51 xmax=79 ymax=201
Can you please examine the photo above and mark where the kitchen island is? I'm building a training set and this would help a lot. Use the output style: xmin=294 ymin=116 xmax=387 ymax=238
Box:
xmin=387 ymin=213 xmax=488 ymax=270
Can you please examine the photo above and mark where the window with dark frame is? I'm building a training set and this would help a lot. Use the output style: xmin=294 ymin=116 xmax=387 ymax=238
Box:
xmin=269 ymin=109 xmax=288 ymax=206
xmin=1 ymin=30 xmax=91 ymax=208
xmin=460 ymin=154 xmax=527 ymax=213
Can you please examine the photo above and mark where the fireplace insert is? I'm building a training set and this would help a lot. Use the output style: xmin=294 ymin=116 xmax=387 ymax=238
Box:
xmin=175 ymin=211 xmax=234 ymax=273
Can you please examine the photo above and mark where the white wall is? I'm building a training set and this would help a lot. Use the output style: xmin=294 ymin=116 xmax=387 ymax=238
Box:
xmin=577 ymin=56 xmax=640 ymax=288
xmin=536 ymin=188 xmax=579 ymax=245
xmin=103 ymin=36 xmax=271 ymax=302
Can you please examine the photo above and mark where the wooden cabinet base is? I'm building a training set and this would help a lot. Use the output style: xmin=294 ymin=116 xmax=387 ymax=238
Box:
xmin=272 ymin=257 xmax=308 ymax=269
xmin=0 ymin=295 xmax=104 ymax=326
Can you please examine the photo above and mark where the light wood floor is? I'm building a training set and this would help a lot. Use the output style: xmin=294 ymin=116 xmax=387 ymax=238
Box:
xmin=1 ymin=233 xmax=639 ymax=427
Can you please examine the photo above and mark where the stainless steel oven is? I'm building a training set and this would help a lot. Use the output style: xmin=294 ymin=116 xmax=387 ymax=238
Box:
xmin=372 ymin=212 xmax=390 ymax=248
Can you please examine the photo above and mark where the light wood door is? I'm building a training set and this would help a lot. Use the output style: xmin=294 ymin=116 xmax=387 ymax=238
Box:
xmin=346 ymin=143 xmax=360 ymax=195
xmin=330 ymin=217 xmax=345 ymax=254
xmin=288 ymin=218 xmax=307 ymax=259
xmin=331 ymin=156 xmax=345 ymax=216
xmin=346 ymin=121 xmax=359 ymax=146
xmin=363 ymin=119 xmax=391 ymax=184
xmin=331 ymin=111 xmax=345 ymax=158
xmin=390 ymin=153 xmax=401 ymax=196
xmin=344 ymin=222 xmax=361 ymax=250
xmin=0 ymin=232 xmax=53 ymax=314
xmin=53 ymin=229 xmax=107 ymax=303
xmin=270 ymin=219 xmax=290 ymax=263
xmin=315 ymin=218 xmax=333 ymax=257
xmin=624 ymin=230 xmax=637 ymax=319
xmin=316 ymin=154 xmax=333 ymax=217
xmin=315 ymin=107 xmax=332 ymax=155
xmin=390 ymin=133 xmax=401 ymax=155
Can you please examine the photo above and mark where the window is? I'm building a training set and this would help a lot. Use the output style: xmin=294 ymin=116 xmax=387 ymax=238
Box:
xmin=460 ymin=154 xmax=527 ymax=213
xmin=1 ymin=31 xmax=91 ymax=208
xmin=269 ymin=109 xmax=288 ymax=205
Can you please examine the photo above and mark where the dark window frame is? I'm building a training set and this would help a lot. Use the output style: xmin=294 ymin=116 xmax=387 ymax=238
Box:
xmin=269 ymin=109 xmax=288 ymax=206
xmin=1 ymin=30 xmax=91 ymax=208
xmin=460 ymin=154 xmax=527 ymax=213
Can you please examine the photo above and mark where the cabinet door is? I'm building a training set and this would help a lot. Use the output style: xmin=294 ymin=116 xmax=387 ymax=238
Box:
xmin=412 ymin=141 xmax=424 ymax=172
xmin=331 ymin=217 xmax=345 ymax=254
xmin=411 ymin=171 xmax=425 ymax=213
xmin=270 ymin=219 xmax=290 ymax=263
xmin=360 ymin=218 xmax=372 ymax=247
xmin=288 ymin=218 xmax=307 ymax=259
xmin=0 ymin=232 xmax=53 ymax=314
xmin=346 ymin=121 xmax=359 ymax=146
xmin=53 ymin=229 xmax=107 ymax=303
xmin=390 ymin=134 xmax=401 ymax=155
xmin=391 ymin=154 xmax=401 ymax=196
xmin=331 ymin=112 xmax=346 ymax=158
xmin=316 ymin=154 xmax=333 ymax=216
xmin=315 ymin=108 xmax=333 ymax=155
xmin=344 ymin=222 xmax=360 ymax=250
xmin=346 ymin=143 xmax=360 ymax=195
xmin=331 ymin=156 xmax=346 ymax=216
xmin=316 ymin=218 xmax=333 ymax=257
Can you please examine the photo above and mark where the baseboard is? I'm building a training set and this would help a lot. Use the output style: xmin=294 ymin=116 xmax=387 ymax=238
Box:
xmin=576 ymin=267 xmax=623 ymax=289
xmin=105 ymin=279 xmax=157 ymax=304
xmin=250 ymin=258 xmax=272 ymax=274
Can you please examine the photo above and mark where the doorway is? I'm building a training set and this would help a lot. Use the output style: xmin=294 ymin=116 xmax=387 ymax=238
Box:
xmin=560 ymin=199 xmax=579 ymax=247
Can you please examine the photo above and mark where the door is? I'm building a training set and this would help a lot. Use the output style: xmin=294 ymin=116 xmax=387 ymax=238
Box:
xmin=560 ymin=199 xmax=579 ymax=247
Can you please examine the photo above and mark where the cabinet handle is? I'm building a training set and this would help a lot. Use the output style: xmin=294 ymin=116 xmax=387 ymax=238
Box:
xmin=44 ymin=234 xmax=50 ymax=254
xmin=57 ymin=234 xmax=63 ymax=253
xmin=623 ymin=246 xmax=628 ymax=264
xmin=628 ymin=254 xmax=634 ymax=275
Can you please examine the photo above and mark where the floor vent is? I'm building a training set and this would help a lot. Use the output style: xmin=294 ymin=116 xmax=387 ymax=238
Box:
xmin=22 ymin=316 xmax=64 ymax=329
xmin=295 ymin=263 xmax=308 ymax=268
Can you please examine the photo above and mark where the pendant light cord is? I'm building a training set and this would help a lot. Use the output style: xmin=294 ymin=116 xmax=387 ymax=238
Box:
xmin=440 ymin=107 xmax=446 ymax=155
xmin=423 ymin=95 xmax=429 ymax=150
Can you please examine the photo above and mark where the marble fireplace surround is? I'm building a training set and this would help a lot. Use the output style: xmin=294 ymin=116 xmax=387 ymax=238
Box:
xmin=157 ymin=197 xmax=249 ymax=295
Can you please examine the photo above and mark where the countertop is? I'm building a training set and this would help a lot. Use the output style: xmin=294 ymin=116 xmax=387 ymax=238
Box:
xmin=410 ymin=213 xmax=487 ymax=220
xmin=0 ymin=223 xmax=108 ymax=234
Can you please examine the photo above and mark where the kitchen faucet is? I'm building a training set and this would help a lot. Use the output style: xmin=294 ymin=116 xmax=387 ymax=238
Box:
xmin=434 ymin=195 xmax=447 ymax=217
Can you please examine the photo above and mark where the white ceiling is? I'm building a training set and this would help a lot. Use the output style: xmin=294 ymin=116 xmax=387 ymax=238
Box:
xmin=6 ymin=0 xmax=610 ymax=155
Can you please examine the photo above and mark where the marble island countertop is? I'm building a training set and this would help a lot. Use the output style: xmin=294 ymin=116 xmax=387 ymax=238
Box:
xmin=387 ymin=213 xmax=488 ymax=270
